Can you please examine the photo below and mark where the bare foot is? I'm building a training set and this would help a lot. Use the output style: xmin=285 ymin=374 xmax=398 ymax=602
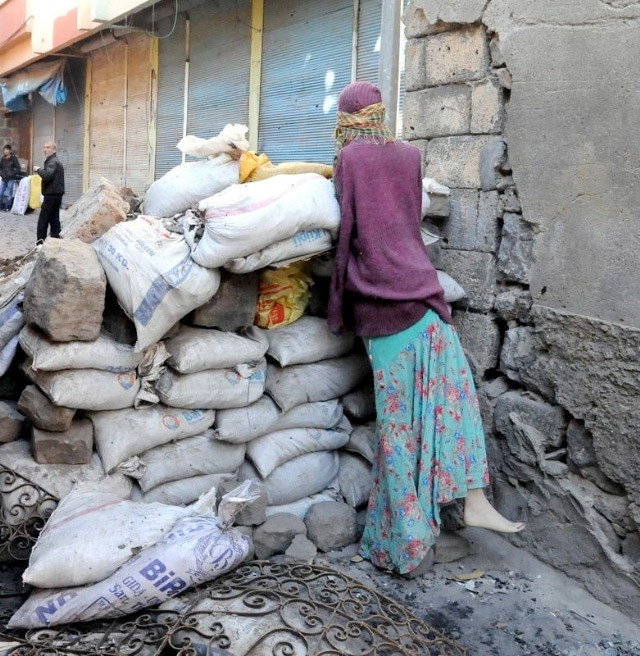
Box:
xmin=463 ymin=488 xmax=525 ymax=533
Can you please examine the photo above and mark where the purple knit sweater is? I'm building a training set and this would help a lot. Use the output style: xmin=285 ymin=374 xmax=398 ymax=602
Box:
xmin=327 ymin=139 xmax=452 ymax=337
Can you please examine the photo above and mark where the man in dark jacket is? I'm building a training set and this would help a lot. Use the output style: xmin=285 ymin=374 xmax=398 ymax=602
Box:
xmin=0 ymin=144 xmax=21 ymax=211
xmin=34 ymin=141 xmax=65 ymax=244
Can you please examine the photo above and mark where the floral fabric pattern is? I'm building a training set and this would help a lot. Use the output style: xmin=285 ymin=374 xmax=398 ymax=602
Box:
xmin=359 ymin=310 xmax=489 ymax=575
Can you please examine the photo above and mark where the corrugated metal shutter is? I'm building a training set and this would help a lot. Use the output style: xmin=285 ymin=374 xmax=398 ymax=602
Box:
xmin=258 ymin=0 xmax=353 ymax=165
xmin=88 ymin=33 xmax=154 ymax=195
xmin=54 ymin=58 xmax=85 ymax=205
xmin=186 ymin=0 xmax=251 ymax=144
xmin=32 ymin=95 xmax=55 ymax=166
xmin=155 ymin=13 xmax=187 ymax=178
xmin=356 ymin=0 xmax=381 ymax=83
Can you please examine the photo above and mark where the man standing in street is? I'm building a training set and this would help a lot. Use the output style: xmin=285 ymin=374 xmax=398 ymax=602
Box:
xmin=34 ymin=141 xmax=65 ymax=245
xmin=0 ymin=144 xmax=21 ymax=211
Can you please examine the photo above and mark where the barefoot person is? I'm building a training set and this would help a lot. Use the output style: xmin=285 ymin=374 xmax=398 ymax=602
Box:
xmin=328 ymin=81 xmax=524 ymax=578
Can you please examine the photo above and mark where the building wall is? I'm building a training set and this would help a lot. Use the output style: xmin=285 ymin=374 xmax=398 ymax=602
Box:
xmin=404 ymin=0 xmax=640 ymax=617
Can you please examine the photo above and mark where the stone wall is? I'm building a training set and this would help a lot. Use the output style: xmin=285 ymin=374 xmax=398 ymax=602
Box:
xmin=404 ymin=0 xmax=640 ymax=617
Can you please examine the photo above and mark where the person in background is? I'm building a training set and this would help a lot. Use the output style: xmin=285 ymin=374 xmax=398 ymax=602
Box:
xmin=0 ymin=144 xmax=21 ymax=211
xmin=34 ymin=141 xmax=65 ymax=245
xmin=328 ymin=81 xmax=525 ymax=578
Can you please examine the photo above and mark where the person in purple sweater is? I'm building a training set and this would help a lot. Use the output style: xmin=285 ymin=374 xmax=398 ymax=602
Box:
xmin=328 ymin=81 xmax=524 ymax=578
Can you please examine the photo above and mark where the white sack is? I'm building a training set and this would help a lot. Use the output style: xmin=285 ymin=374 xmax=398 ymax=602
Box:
xmin=19 ymin=324 xmax=142 ymax=372
xmin=0 ymin=334 xmax=19 ymax=377
xmin=22 ymin=483 xmax=217 ymax=588
xmin=137 ymin=430 xmax=245 ymax=491
xmin=10 ymin=176 xmax=31 ymax=215
xmin=266 ymin=316 xmax=355 ymax=366
xmin=26 ymin=367 xmax=140 ymax=411
xmin=166 ymin=325 xmax=268 ymax=374
xmin=239 ymin=451 xmax=339 ymax=506
xmin=266 ymin=353 xmax=371 ymax=412
xmin=436 ymin=270 xmax=467 ymax=302
xmin=89 ymin=405 xmax=215 ymax=473
xmin=93 ymin=216 xmax=221 ymax=351
xmin=143 ymin=156 xmax=240 ymax=218
xmin=9 ymin=483 xmax=257 ymax=629
xmin=156 ymin=359 xmax=266 ymax=410
xmin=177 ymin=124 xmax=249 ymax=158
xmin=225 ymin=229 xmax=333 ymax=274
xmin=0 ymin=292 xmax=25 ymax=351
xmin=140 ymin=472 xmax=237 ymax=506
xmin=213 ymin=397 xmax=344 ymax=444
xmin=338 ymin=452 xmax=372 ymax=508
xmin=185 ymin=173 xmax=340 ymax=268
xmin=247 ymin=419 xmax=351 ymax=478
xmin=265 ymin=490 xmax=340 ymax=520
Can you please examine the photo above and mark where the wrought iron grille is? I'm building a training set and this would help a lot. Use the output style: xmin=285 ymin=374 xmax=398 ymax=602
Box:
xmin=0 ymin=464 xmax=58 ymax=562
xmin=2 ymin=561 xmax=467 ymax=655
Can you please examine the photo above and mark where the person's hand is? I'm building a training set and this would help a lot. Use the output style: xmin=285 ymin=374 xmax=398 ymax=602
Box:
xmin=33 ymin=166 xmax=39 ymax=172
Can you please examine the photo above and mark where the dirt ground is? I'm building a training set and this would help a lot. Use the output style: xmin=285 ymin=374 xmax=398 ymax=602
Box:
xmin=0 ymin=208 xmax=638 ymax=654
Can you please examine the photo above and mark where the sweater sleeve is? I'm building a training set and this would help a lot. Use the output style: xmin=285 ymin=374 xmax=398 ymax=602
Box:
xmin=327 ymin=155 xmax=355 ymax=334
xmin=38 ymin=159 xmax=57 ymax=184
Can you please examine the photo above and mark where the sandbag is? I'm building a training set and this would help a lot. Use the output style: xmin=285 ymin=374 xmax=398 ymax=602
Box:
xmin=93 ymin=216 xmax=221 ymax=351
xmin=214 ymin=398 xmax=345 ymax=445
xmin=28 ymin=173 xmax=42 ymax=209
xmin=0 ymin=334 xmax=19 ymax=377
xmin=143 ymin=156 xmax=240 ymax=218
xmin=255 ymin=262 xmax=313 ymax=329
xmin=225 ymin=229 xmax=333 ymax=274
xmin=247 ymin=419 xmax=351 ymax=478
xmin=156 ymin=359 xmax=266 ymax=410
xmin=344 ymin=424 xmax=376 ymax=464
xmin=266 ymin=353 xmax=371 ymax=412
xmin=20 ymin=324 xmax=142 ymax=372
xmin=25 ymin=366 xmax=140 ymax=411
xmin=22 ymin=483 xmax=215 ymax=588
xmin=265 ymin=490 xmax=340 ymax=520
xmin=239 ymin=451 xmax=339 ymax=506
xmin=436 ymin=270 xmax=466 ymax=302
xmin=9 ymin=483 xmax=257 ymax=629
xmin=266 ymin=316 xmax=355 ymax=366
xmin=165 ymin=325 xmax=268 ymax=374
xmin=185 ymin=173 xmax=340 ymax=268
xmin=177 ymin=124 xmax=249 ymax=158
xmin=137 ymin=430 xmax=245 ymax=492
xmin=338 ymin=452 xmax=372 ymax=508
xmin=239 ymin=151 xmax=333 ymax=183
xmin=0 ymin=292 xmax=25 ymax=351
xmin=89 ymin=405 xmax=215 ymax=473
xmin=139 ymin=472 xmax=237 ymax=506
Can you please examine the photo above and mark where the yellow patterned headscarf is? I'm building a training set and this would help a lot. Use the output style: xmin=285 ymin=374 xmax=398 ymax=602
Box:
xmin=334 ymin=102 xmax=395 ymax=152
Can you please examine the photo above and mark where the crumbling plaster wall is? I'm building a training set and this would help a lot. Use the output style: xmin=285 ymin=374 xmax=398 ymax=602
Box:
xmin=404 ymin=0 xmax=640 ymax=617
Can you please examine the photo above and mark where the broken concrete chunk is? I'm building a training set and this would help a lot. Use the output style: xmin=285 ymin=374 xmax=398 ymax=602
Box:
xmin=17 ymin=384 xmax=76 ymax=432
xmin=253 ymin=512 xmax=307 ymax=560
xmin=304 ymin=501 xmax=358 ymax=553
xmin=0 ymin=400 xmax=25 ymax=443
xmin=284 ymin=534 xmax=317 ymax=565
xmin=31 ymin=418 xmax=93 ymax=465
xmin=24 ymin=240 xmax=106 ymax=342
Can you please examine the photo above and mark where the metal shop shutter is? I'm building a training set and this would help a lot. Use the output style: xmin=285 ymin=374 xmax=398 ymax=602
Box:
xmin=32 ymin=95 xmax=54 ymax=166
xmin=156 ymin=13 xmax=187 ymax=178
xmin=258 ymin=0 xmax=354 ymax=165
xmin=54 ymin=58 xmax=85 ymax=205
xmin=356 ymin=0 xmax=382 ymax=83
xmin=186 ymin=0 xmax=251 ymax=144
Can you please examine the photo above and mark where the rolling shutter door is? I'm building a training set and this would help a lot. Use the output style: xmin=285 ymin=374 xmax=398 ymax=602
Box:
xmin=155 ymin=13 xmax=187 ymax=178
xmin=54 ymin=58 xmax=85 ymax=205
xmin=32 ymin=95 xmax=55 ymax=166
xmin=356 ymin=0 xmax=382 ymax=83
xmin=258 ymin=0 xmax=353 ymax=165
xmin=186 ymin=0 xmax=251 ymax=144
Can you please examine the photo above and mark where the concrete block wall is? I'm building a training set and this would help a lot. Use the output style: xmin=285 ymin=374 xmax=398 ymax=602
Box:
xmin=403 ymin=0 xmax=640 ymax=618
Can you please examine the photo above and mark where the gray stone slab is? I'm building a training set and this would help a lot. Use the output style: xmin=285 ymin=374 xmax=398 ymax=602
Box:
xmin=404 ymin=86 xmax=471 ymax=140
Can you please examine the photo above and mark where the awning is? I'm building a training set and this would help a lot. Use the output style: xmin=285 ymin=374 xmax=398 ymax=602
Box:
xmin=0 ymin=60 xmax=67 ymax=111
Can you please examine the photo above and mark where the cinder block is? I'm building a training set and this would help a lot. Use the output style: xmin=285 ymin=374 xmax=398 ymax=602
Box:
xmin=32 ymin=418 xmax=93 ymax=465
xmin=426 ymin=136 xmax=497 ymax=188
xmin=404 ymin=86 xmax=471 ymax=140
xmin=425 ymin=26 xmax=490 ymax=86
xmin=471 ymin=77 xmax=505 ymax=134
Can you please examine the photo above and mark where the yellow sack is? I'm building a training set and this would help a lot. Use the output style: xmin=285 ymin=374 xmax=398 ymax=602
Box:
xmin=28 ymin=174 xmax=42 ymax=209
xmin=255 ymin=262 xmax=313 ymax=329
xmin=239 ymin=151 xmax=333 ymax=184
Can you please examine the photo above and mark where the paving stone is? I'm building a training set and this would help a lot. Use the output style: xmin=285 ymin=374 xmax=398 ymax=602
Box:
xmin=32 ymin=418 xmax=93 ymax=465
xmin=253 ymin=513 xmax=307 ymax=560
xmin=0 ymin=400 xmax=24 ymax=443
xmin=17 ymin=384 xmax=76 ymax=432
xmin=24 ymin=239 xmax=106 ymax=342
xmin=304 ymin=501 xmax=358 ymax=553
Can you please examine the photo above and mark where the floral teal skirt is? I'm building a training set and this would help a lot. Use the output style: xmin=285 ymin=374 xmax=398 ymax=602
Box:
xmin=359 ymin=309 xmax=489 ymax=575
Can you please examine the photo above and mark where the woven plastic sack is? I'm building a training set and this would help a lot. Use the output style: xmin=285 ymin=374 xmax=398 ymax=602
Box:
xmin=255 ymin=262 xmax=312 ymax=329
